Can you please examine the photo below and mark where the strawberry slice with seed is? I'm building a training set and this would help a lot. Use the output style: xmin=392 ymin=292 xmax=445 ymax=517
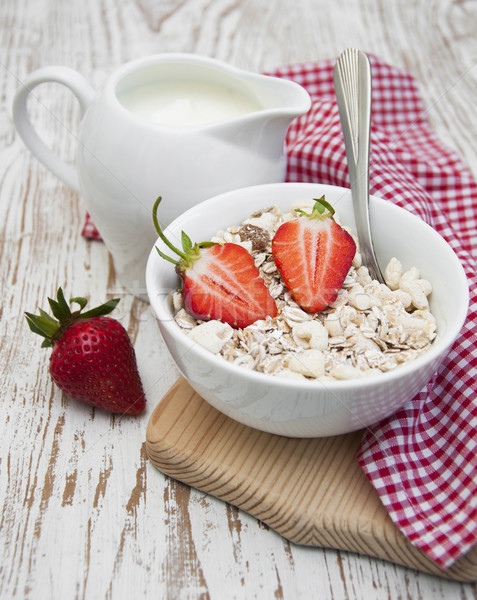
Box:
xmin=272 ymin=196 xmax=356 ymax=312
xmin=152 ymin=197 xmax=277 ymax=328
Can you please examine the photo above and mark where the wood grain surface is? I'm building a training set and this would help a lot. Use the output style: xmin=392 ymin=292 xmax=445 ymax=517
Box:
xmin=1 ymin=1 xmax=476 ymax=598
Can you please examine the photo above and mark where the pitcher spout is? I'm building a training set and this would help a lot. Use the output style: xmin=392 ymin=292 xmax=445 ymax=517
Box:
xmin=208 ymin=72 xmax=310 ymax=167
xmin=247 ymin=71 xmax=312 ymax=119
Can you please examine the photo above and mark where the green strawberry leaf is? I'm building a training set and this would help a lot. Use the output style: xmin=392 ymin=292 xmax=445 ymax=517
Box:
xmin=296 ymin=196 xmax=336 ymax=220
xmin=26 ymin=288 xmax=121 ymax=347
xmin=70 ymin=297 xmax=88 ymax=311
xmin=311 ymin=196 xmax=335 ymax=217
xmin=79 ymin=298 xmax=120 ymax=320
xmin=38 ymin=308 xmax=59 ymax=326
xmin=48 ymin=288 xmax=72 ymax=322
xmin=181 ymin=231 xmax=193 ymax=253
xmin=25 ymin=312 xmax=57 ymax=341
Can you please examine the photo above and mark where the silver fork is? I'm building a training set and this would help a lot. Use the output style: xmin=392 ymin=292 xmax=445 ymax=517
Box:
xmin=333 ymin=48 xmax=384 ymax=283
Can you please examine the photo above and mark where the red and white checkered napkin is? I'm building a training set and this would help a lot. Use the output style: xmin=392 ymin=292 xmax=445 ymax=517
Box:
xmin=82 ymin=56 xmax=477 ymax=568
xmin=268 ymin=56 xmax=477 ymax=568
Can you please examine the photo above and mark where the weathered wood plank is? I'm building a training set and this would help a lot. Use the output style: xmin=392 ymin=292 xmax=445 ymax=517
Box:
xmin=1 ymin=0 xmax=476 ymax=598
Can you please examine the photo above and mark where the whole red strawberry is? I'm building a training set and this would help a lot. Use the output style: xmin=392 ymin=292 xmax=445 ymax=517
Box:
xmin=25 ymin=289 xmax=146 ymax=415
xmin=272 ymin=196 xmax=356 ymax=312
xmin=152 ymin=197 xmax=277 ymax=329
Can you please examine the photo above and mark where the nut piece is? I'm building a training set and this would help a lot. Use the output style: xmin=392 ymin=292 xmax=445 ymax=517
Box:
xmin=400 ymin=266 xmax=420 ymax=286
xmin=348 ymin=284 xmax=372 ymax=311
xmin=356 ymin=266 xmax=373 ymax=286
xmin=330 ymin=365 xmax=381 ymax=380
xmin=238 ymin=223 xmax=271 ymax=252
xmin=287 ymin=349 xmax=325 ymax=378
xmin=243 ymin=211 xmax=277 ymax=234
xmin=392 ymin=289 xmax=412 ymax=309
xmin=385 ymin=257 xmax=403 ymax=290
xmin=274 ymin=368 xmax=307 ymax=380
xmin=172 ymin=291 xmax=184 ymax=312
xmin=323 ymin=313 xmax=343 ymax=337
xmin=292 ymin=321 xmax=329 ymax=350
xmin=188 ymin=321 xmax=234 ymax=354
xmin=174 ymin=308 xmax=198 ymax=329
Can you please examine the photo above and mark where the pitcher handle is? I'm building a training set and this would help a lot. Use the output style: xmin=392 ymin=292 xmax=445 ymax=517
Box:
xmin=12 ymin=66 xmax=95 ymax=192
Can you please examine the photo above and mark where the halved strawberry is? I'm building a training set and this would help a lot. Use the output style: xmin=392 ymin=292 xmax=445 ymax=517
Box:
xmin=152 ymin=197 xmax=277 ymax=329
xmin=272 ymin=197 xmax=356 ymax=312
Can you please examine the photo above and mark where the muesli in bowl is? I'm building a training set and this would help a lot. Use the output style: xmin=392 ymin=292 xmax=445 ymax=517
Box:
xmin=146 ymin=183 xmax=468 ymax=437
xmin=169 ymin=199 xmax=437 ymax=383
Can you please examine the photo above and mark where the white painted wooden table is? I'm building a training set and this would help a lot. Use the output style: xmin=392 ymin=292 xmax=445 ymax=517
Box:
xmin=1 ymin=1 xmax=476 ymax=598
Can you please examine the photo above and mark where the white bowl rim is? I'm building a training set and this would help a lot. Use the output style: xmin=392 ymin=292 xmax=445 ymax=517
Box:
xmin=146 ymin=182 xmax=470 ymax=393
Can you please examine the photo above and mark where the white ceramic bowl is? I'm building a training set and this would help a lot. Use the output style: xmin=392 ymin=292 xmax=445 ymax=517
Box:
xmin=146 ymin=183 xmax=469 ymax=437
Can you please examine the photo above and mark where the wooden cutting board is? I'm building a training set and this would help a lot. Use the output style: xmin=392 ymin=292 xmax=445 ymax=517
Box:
xmin=145 ymin=377 xmax=477 ymax=582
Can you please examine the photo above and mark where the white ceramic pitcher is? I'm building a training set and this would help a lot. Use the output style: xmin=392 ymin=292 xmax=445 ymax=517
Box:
xmin=12 ymin=54 xmax=310 ymax=295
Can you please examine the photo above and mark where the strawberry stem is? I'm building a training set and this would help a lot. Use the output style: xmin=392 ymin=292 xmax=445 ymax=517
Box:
xmin=152 ymin=196 xmax=188 ymax=263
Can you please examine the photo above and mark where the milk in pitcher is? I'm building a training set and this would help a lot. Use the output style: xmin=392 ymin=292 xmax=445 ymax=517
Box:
xmin=118 ymin=80 xmax=261 ymax=127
